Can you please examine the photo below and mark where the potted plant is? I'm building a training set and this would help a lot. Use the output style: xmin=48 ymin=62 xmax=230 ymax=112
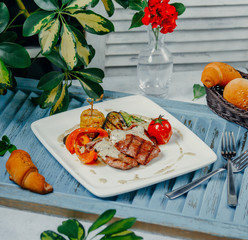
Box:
xmin=0 ymin=0 xmax=128 ymax=115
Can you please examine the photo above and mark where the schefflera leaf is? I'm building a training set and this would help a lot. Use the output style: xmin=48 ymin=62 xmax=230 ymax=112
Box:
xmin=57 ymin=219 xmax=85 ymax=240
xmin=0 ymin=2 xmax=9 ymax=34
xmin=78 ymin=76 xmax=104 ymax=101
xmin=39 ymin=83 xmax=62 ymax=109
xmin=75 ymin=68 xmax=104 ymax=83
xmin=40 ymin=230 xmax=66 ymax=240
xmin=70 ymin=26 xmax=95 ymax=66
xmin=72 ymin=10 xmax=114 ymax=35
xmin=0 ymin=59 xmax=16 ymax=91
xmin=0 ymin=42 xmax=31 ymax=68
xmin=43 ymin=48 xmax=68 ymax=70
xmin=66 ymin=0 xmax=93 ymax=9
xmin=23 ymin=11 xmax=55 ymax=37
xmin=39 ymin=18 xmax=60 ymax=54
xmin=101 ymin=0 xmax=115 ymax=17
xmin=60 ymin=23 xmax=77 ymax=70
xmin=50 ymin=83 xmax=69 ymax=115
xmin=38 ymin=71 xmax=64 ymax=91
xmin=34 ymin=0 xmax=59 ymax=11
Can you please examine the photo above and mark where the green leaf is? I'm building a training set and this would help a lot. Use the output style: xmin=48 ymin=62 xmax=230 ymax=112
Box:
xmin=39 ymin=18 xmax=60 ymax=54
xmin=88 ymin=209 xmax=116 ymax=234
xmin=43 ymin=48 xmax=68 ymax=70
xmin=2 ymin=135 xmax=10 ymax=145
xmin=0 ymin=149 xmax=8 ymax=156
xmin=193 ymin=84 xmax=206 ymax=100
xmin=50 ymin=83 xmax=70 ymax=115
xmin=129 ymin=11 xmax=144 ymax=29
xmin=91 ymin=0 xmax=100 ymax=8
xmin=75 ymin=68 xmax=104 ymax=83
xmin=101 ymin=0 xmax=115 ymax=17
xmin=72 ymin=10 xmax=115 ymax=35
xmin=39 ymin=83 xmax=62 ymax=108
xmin=0 ymin=135 xmax=17 ymax=156
xmin=100 ymin=231 xmax=143 ymax=240
xmin=38 ymin=71 xmax=64 ymax=91
xmin=0 ymin=42 xmax=31 ymax=68
xmin=171 ymin=3 xmax=186 ymax=16
xmin=57 ymin=219 xmax=85 ymax=240
xmin=0 ymin=59 xmax=16 ymax=90
xmin=98 ymin=218 xmax=137 ymax=236
xmin=128 ymin=0 xmax=147 ymax=11
xmin=62 ymin=0 xmax=72 ymax=5
xmin=114 ymin=0 xmax=129 ymax=8
xmin=78 ymin=77 xmax=104 ymax=101
xmin=34 ymin=0 xmax=59 ymax=11
xmin=40 ymin=230 xmax=66 ymax=240
xmin=0 ymin=3 xmax=9 ymax=34
xmin=0 ymin=31 xmax=18 ymax=43
xmin=59 ymin=23 xmax=77 ymax=70
xmin=8 ymin=144 xmax=17 ymax=153
xmin=70 ymin=26 xmax=95 ymax=66
xmin=2 ymin=135 xmax=10 ymax=144
xmin=66 ymin=0 xmax=93 ymax=9
xmin=23 ymin=11 xmax=55 ymax=37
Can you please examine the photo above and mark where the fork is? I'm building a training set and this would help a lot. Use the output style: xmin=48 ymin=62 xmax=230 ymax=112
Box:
xmin=165 ymin=150 xmax=248 ymax=200
xmin=221 ymin=131 xmax=237 ymax=207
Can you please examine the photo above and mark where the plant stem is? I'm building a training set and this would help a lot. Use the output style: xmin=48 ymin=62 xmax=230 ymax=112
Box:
xmin=4 ymin=11 xmax=24 ymax=32
xmin=29 ymin=50 xmax=42 ymax=67
xmin=15 ymin=0 xmax=30 ymax=18
xmin=152 ymin=27 xmax=160 ymax=50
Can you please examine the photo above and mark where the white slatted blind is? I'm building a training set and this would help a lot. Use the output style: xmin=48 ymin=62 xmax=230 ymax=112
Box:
xmin=89 ymin=0 xmax=248 ymax=76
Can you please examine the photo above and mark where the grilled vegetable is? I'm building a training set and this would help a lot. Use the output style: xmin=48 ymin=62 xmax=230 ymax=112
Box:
xmin=80 ymin=98 xmax=105 ymax=129
xmin=103 ymin=111 xmax=127 ymax=131
xmin=80 ymin=108 xmax=105 ymax=128
xmin=65 ymin=127 xmax=108 ymax=154
xmin=120 ymin=111 xmax=145 ymax=127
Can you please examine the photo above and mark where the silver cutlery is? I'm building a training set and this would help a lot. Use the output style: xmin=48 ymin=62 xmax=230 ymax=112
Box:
xmin=165 ymin=150 xmax=248 ymax=200
xmin=221 ymin=131 xmax=237 ymax=207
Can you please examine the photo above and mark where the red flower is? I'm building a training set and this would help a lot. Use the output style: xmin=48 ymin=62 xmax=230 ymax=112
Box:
xmin=142 ymin=0 xmax=178 ymax=34
xmin=142 ymin=7 xmax=151 ymax=25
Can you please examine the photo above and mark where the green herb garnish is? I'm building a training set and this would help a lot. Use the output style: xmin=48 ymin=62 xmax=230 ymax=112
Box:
xmin=0 ymin=135 xmax=16 ymax=156
xmin=193 ymin=84 xmax=206 ymax=100
xmin=120 ymin=111 xmax=145 ymax=127
xmin=40 ymin=209 xmax=143 ymax=240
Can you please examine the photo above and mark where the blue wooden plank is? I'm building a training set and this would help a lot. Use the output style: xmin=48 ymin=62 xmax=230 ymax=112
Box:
xmin=131 ymin=185 xmax=156 ymax=207
xmin=148 ymin=181 xmax=170 ymax=210
xmin=0 ymin=91 xmax=28 ymax=133
xmin=0 ymin=90 xmax=14 ymax=113
xmin=182 ymin=117 xmax=212 ymax=216
xmin=198 ymin=123 xmax=225 ymax=219
xmin=165 ymin=115 xmax=198 ymax=214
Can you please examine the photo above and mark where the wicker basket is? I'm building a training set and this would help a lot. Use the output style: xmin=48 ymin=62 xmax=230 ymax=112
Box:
xmin=205 ymin=71 xmax=248 ymax=129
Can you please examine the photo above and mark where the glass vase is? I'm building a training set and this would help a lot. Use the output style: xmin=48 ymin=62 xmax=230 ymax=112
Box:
xmin=137 ymin=26 xmax=173 ymax=97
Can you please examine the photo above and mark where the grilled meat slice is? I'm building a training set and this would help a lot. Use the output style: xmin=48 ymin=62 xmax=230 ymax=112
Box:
xmin=114 ymin=134 xmax=160 ymax=165
xmin=92 ymin=138 xmax=138 ymax=170
xmin=104 ymin=153 xmax=138 ymax=170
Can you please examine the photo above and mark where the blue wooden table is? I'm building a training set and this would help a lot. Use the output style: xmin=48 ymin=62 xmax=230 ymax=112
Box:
xmin=1 ymin=78 xmax=248 ymax=239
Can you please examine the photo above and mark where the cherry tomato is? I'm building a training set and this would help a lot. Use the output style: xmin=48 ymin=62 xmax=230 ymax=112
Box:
xmin=147 ymin=115 xmax=172 ymax=145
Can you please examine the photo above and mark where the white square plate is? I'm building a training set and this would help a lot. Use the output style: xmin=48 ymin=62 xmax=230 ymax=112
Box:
xmin=31 ymin=95 xmax=217 ymax=197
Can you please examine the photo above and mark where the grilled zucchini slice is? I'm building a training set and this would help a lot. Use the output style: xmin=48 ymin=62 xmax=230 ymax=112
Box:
xmin=103 ymin=111 xmax=127 ymax=131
